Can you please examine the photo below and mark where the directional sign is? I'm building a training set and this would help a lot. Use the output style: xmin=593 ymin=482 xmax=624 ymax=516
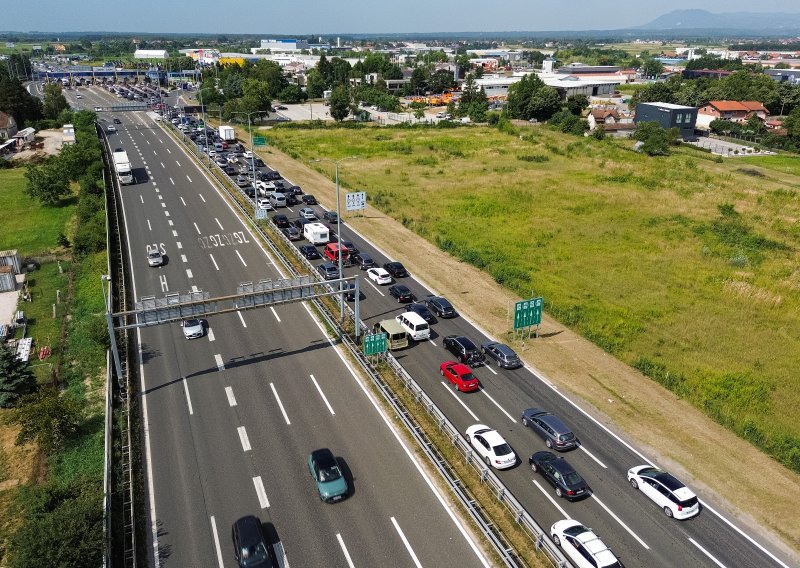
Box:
xmin=253 ymin=136 xmax=266 ymax=147
xmin=345 ymin=191 xmax=366 ymax=212
xmin=513 ymin=297 xmax=543 ymax=330
xmin=255 ymin=208 xmax=267 ymax=220
xmin=363 ymin=332 xmax=387 ymax=356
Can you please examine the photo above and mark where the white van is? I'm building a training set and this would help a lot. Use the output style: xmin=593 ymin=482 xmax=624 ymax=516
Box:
xmin=395 ymin=312 xmax=430 ymax=341
xmin=269 ymin=192 xmax=287 ymax=208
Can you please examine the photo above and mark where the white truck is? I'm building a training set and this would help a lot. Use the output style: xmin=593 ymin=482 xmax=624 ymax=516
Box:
xmin=112 ymin=149 xmax=134 ymax=185
xmin=303 ymin=222 xmax=329 ymax=245
xmin=219 ymin=125 xmax=235 ymax=141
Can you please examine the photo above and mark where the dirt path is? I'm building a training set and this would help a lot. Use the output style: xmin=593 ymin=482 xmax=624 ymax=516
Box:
xmin=254 ymin=141 xmax=800 ymax=559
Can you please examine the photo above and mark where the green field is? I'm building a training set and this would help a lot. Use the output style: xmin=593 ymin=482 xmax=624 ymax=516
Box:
xmin=265 ymin=123 xmax=800 ymax=471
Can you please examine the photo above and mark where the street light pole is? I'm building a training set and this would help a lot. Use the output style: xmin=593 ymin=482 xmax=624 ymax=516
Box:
xmin=232 ymin=110 xmax=270 ymax=220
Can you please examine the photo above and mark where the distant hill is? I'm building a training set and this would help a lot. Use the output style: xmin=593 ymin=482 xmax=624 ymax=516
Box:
xmin=640 ymin=9 xmax=800 ymax=31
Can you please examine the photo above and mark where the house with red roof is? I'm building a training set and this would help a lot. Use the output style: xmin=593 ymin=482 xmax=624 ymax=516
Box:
xmin=696 ymin=100 xmax=769 ymax=128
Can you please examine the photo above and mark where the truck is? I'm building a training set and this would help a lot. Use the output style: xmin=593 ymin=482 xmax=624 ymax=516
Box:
xmin=219 ymin=125 xmax=235 ymax=141
xmin=112 ymin=149 xmax=134 ymax=185
xmin=303 ymin=222 xmax=329 ymax=245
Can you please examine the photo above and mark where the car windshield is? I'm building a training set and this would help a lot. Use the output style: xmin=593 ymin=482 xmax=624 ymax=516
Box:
xmin=184 ymin=319 xmax=199 ymax=327
xmin=679 ymin=496 xmax=698 ymax=508
xmin=563 ymin=524 xmax=590 ymax=537
xmin=240 ymin=542 xmax=269 ymax=565
xmin=319 ymin=465 xmax=341 ymax=482
xmin=493 ymin=443 xmax=512 ymax=456
xmin=460 ymin=372 xmax=474 ymax=382
xmin=559 ymin=433 xmax=575 ymax=442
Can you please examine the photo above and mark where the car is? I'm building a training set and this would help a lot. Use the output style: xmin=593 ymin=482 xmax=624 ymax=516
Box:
xmin=627 ymin=465 xmax=700 ymax=519
xmin=301 ymin=194 xmax=318 ymax=205
xmin=443 ymin=335 xmax=485 ymax=366
xmin=180 ymin=318 xmax=204 ymax=339
xmin=75 ymin=93 xmax=82 ymax=98
xmin=215 ymin=156 xmax=227 ymax=166
xmin=282 ymin=226 xmax=302 ymax=241
xmin=466 ymin=425 xmax=516 ymax=469
xmin=550 ymin=520 xmax=623 ymax=568
xmin=317 ymin=262 xmax=340 ymax=280
xmin=342 ymin=281 xmax=361 ymax=302
xmin=113 ymin=118 xmax=121 ymax=124
xmin=93 ymin=106 xmax=102 ymax=111
xmin=351 ymin=252 xmax=375 ymax=270
xmin=530 ymin=451 xmax=591 ymax=500
xmin=389 ymin=284 xmax=413 ymax=303
xmin=383 ymin=261 xmax=408 ymax=278
xmin=231 ymin=515 xmax=272 ymax=568
xmin=367 ymin=267 xmax=392 ymax=285
xmin=271 ymin=214 xmax=290 ymax=228
xmin=284 ymin=192 xmax=299 ymax=206
xmin=440 ymin=361 xmax=479 ymax=392
xmin=521 ymin=408 xmax=578 ymax=451
xmin=322 ymin=210 xmax=338 ymax=223
xmin=236 ymin=175 xmax=251 ymax=187
xmin=146 ymin=244 xmax=163 ymax=267
xmin=243 ymin=150 xmax=254 ymax=159
xmin=288 ymin=184 xmax=303 ymax=195
xmin=292 ymin=217 xmax=313 ymax=231
xmin=481 ymin=341 xmax=522 ymax=369
xmin=339 ymin=240 xmax=359 ymax=255
xmin=263 ymin=170 xmax=281 ymax=181
xmin=256 ymin=197 xmax=270 ymax=210
xmin=405 ymin=302 xmax=433 ymax=322
xmin=299 ymin=207 xmax=316 ymax=220
xmin=308 ymin=448 xmax=348 ymax=502
xmin=243 ymin=186 xmax=256 ymax=198
xmin=107 ymin=125 xmax=116 ymax=132
xmin=299 ymin=244 xmax=321 ymax=260
xmin=276 ymin=105 xmax=287 ymax=110
xmin=224 ymin=164 xmax=237 ymax=175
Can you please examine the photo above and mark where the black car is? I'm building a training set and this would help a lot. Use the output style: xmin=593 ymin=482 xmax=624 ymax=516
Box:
xmin=273 ymin=180 xmax=285 ymax=190
xmin=254 ymin=158 xmax=265 ymax=167
xmin=288 ymin=184 xmax=303 ymax=195
xmin=342 ymin=281 xmax=361 ymax=301
xmin=224 ymin=164 xmax=237 ymax=175
xmin=389 ymin=284 xmax=413 ymax=303
xmin=282 ymin=226 xmax=302 ymax=241
xmin=231 ymin=515 xmax=272 ymax=568
xmin=243 ymin=186 xmax=256 ymax=198
xmin=481 ymin=341 xmax=522 ymax=369
xmin=383 ymin=261 xmax=408 ymax=278
xmin=284 ymin=193 xmax=299 ymax=206
xmin=263 ymin=170 xmax=281 ymax=181
xmin=443 ymin=335 xmax=485 ymax=366
xmin=529 ymin=451 xmax=590 ymax=500
xmin=292 ymin=217 xmax=313 ymax=231
xmin=424 ymin=295 xmax=457 ymax=318
xmin=406 ymin=302 xmax=434 ymax=322
xmin=113 ymin=117 xmax=121 ymax=124
xmin=299 ymin=244 xmax=320 ymax=260
xmin=351 ymin=252 xmax=376 ymax=270
xmin=323 ymin=210 xmax=339 ymax=223
xmin=272 ymin=214 xmax=290 ymax=228
xmin=302 ymin=195 xmax=318 ymax=205
xmin=339 ymin=240 xmax=359 ymax=255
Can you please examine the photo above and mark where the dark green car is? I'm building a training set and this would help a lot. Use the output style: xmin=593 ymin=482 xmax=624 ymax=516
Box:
xmin=308 ymin=448 xmax=348 ymax=503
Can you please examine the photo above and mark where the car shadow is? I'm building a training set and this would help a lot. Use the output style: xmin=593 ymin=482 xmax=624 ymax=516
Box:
xmin=336 ymin=456 xmax=356 ymax=498
xmin=261 ymin=522 xmax=288 ymax=568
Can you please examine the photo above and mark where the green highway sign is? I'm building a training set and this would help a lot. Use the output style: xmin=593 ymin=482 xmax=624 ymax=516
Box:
xmin=364 ymin=332 xmax=387 ymax=356
xmin=253 ymin=136 xmax=266 ymax=147
xmin=513 ymin=297 xmax=543 ymax=330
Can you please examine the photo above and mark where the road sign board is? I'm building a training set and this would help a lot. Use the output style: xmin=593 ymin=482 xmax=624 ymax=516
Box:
xmin=363 ymin=332 xmax=387 ymax=356
xmin=255 ymin=208 xmax=267 ymax=220
xmin=513 ymin=297 xmax=543 ymax=330
xmin=345 ymin=191 xmax=366 ymax=211
xmin=253 ymin=136 xmax=266 ymax=147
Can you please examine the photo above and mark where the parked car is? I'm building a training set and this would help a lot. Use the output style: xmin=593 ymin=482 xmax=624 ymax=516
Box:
xmin=299 ymin=244 xmax=321 ymax=260
xmin=308 ymin=448 xmax=348 ymax=503
xmin=481 ymin=341 xmax=522 ymax=369
xmin=231 ymin=515 xmax=273 ymax=568
xmin=521 ymin=408 xmax=578 ymax=451
xmin=301 ymin=194 xmax=318 ymax=205
xmin=550 ymin=520 xmax=623 ymax=568
xmin=443 ymin=335 xmax=485 ymax=366
xmin=440 ymin=361 xmax=479 ymax=392
xmin=405 ymin=302 xmax=434 ymax=322
xmin=466 ymin=425 xmax=516 ymax=469
xmin=627 ymin=466 xmax=700 ymax=519
xmin=282 ymin=226 xmax=302 ymax=241
xmin=530 ymin=451 xmax=591 ymax=500
xmin=180 ymin=318 xmax=204 ymax=339
xmin=424 ymin=295 xmax=457 ymax=318
xmin=389 ymin=284 xmax=413 ymax=303
xmin=366 ymin=267 xmax=393 ymax=285
xmin=383 ymin=261 xmax=408 ymax=278
xmin=272 ymin=214 xmax=290 ymax=228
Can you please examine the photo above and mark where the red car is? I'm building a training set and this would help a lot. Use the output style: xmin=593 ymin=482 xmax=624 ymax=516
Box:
xmin=440 ymin=361 xmax=479 ymax=392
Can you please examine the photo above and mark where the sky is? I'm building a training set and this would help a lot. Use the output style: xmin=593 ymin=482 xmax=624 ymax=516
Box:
xmin=5 ymin=0 xmax=800 ymax=35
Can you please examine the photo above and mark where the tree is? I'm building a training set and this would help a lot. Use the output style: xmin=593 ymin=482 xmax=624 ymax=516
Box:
xmin=7 ymin=388 xmax=83 ymax=453
xmin=566 ymin=94 xmax=589 ymax=116
xmin=640 ymin=57 xmax=664 ymax=79
xmin=328 ymin=85 xmax=350 ymax=122
xmin=0 ymin=344 xmax=36 ymax=407
xmin=634 ymin=121 xmax=671 ymax=156
xmin=305 ymin=68 xmax=327 ymax=99
xmin=24 ymin=160 xmax=71 ymax=205
xmin=410 ymin=67 xmax=427 ymax=95
xmin=429 ymin=69 xmax=456 ymax=94
xmin=278 ymin=84 xmax=305 ymax=104
xmin=42 ymin=82 xmax=69 ymax=120
xmin=527 ymin=87 xmax=563 ymax=121
xmin=0 ymin=76 xmax=43 ymax=126
xmin=241 ymin=78 xmax=272 ymax=115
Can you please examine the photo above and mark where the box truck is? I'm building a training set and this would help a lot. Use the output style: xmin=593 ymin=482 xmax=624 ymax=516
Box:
xmin=219 ymin=125 xmax=235 ymax=141
xmin=112 ymin=149 xmax=134 ymax=185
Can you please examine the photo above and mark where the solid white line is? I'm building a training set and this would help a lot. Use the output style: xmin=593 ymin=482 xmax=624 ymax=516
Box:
xmin=198 ymin=193 xmax=205 ymax=202
xmin=484 ymin=365 xmax=498 ymax=376
xmin=169 ymin=177 xmax=175 ymax=185
xmin=271 ymin=382 xmax=291 ymax=425
xmin=532 ymin=478 xmax=571 ymax=519
xmin=688 ymin=538 xmax=728 ymax=568
xmin=209 ymin=254 xmax=219 ymax=270
xmin=225 ymin=386 xmax=237 ymax=407
xmin=591 ymin=494 xmax=649 ymax=549
xmin=237 ymin=426 xmax=251 ymax=451
xmin=236 ymin=250 xmax=247 ymax=267
xmin=215 ymin=217 xmax=224 ymax=230
xmin=194 ymin=222 xmax=201 ymax=234
xmin=390 ymin=517 xmax=423 ymax=568
xmin=270 ymin=306 xmax=281 ymax=322
xmin=336 ymin=534 xmax=356 ymax=568
xmin=214 ymin=353 xmax=225 ymax=370
xmin=441 ymin=381 xmax=480 ymax=421
xmin=147 ymin=219 xmax=151 ymax=231
xmin=182 ymin=378 xmax=194 ymax=415
xmin=181 ymin=254 xmax=187 ymax=263
xmin=209 ymin=516 xmax=224 ymax=568
xmin=480 ymin=389 xmax=516 ymax=423
xmin=253 ymin=476 xmax=270 ymax=509
xmin=579 ymin=445 xmax=608 ymax=469
xmin=237 ymin=311 xmax=247 ymax=327
xmin=310 ymin=374 xmax=335 ymax=415
xmin=180 ymin=197 xmax=186 ymax=206
xmin=186 ymin=269 xmax=193 ymax=279
xmin=207 ymin=328 xmax=215 ymax=342
xmin=367 ymin=280 xmax=385 ymax=296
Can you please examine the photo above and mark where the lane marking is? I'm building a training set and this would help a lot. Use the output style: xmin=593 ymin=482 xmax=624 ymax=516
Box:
xmin=147 ymin=219 xmax=151 ymax=231
xmin=168 ymin=220 xmax=173 ymax=226
xmin=194 ymin=222 xmax=201 ymax=234
xmin=186 ymin=174 xmax=191 ymax=182
xmin=237 ymin=426 xmax=251 ymax=452
xmin=176 ymin=241 xmax=182 ymax=249
xmin=169 ymin=177 xmax=175 ymax=185
xmin=270 ymin=382 xmax=291 ymax=425
xmin=253 ymin=476 xmax=270 ymax=509
xmin=160 ymin=161 xmax=165 ymax=168
xmin=161 ymin=202 xmax=166 ymax=208
xmin=140 ymin=194 xmax=144 ymax=204
xmin=164 ymin=211 xmax=170 ymax=218
xmin=336 ymin=534 xmax=355 ymax=568
xmin=428 ymin=339 xmax=436 ymax=346
xmin=484 ymin=365 xmax=498 ymax=376
xmin=214 ymin=353 xmax=225 ymax=370
xmin=198 ymin=193 xmax=205 ymax=202
xmin=209 ymin=254 xmax=219 ymax=271
xmin=532 ymin=478 xmax=571 ymax=519
xmin=180 ymin=197 xmax=186 ymax=206
xmin=215 ymin=217 xmax=224 ymax=230
xmin=270 ymin=306 xmax=281 ymax=322
xmin=159 ymin=274 xmax=168 ymax=293
xmin=181 ymin=254 xmax=187 ymax=263
xmin=182 ymin=378 xmax=194 ymax=415
xmin=172 ymin=230 xmax=178 ymax=237
xmin=441 ymin=381 xmax=480 ymax=421
xmin=166 ymin=148 xmax=172 ymax=154
xmin=480 ymin=389 xmax=516 ymax=423
xmin=153 ymin=150 xmax=158 ymax=156
xmin=237 ymin=311 xmax=247 ymax=327
xmin=157 ymin=195 xmax=163 ymax=200
xmin=579 ymin=445 xmax=608 ymax=469
xmin=191 ymin=285 xmax=199 ymax=292
xmin=209 ymin=516 xmax=224 ymax=568
xmin=391 ymin=517 xmax=423 ymax=568
xmin=225 ymin=386 xmax=237 ymax=407
xmin=207 ymin=328 xmax=215 ymax=342
xmin=186 ymin=269 xmax=193 ymax=279
xmin=236 ymin=250 xmax=248 ymax=267
xmin=367 ymin=280 xmax=385 ymax=296
xmin=688 ymin=538 xmax=728 ymax=568
xmin=310 ymin=374 xmax=335 ymax=415
xmin=591 ymin=494 xmax=649 ymax=549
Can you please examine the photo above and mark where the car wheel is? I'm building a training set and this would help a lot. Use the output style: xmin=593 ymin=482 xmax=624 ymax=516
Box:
xmin=546 ymin=438 xmax=553 ymax=449
xmin=453 ymin=382 xmax=459 ymax=391
xmin=530 ymin=462 xmax=538 ymax=473
xmin=555 ymin=487 xmax=563 ymax=498
xmin=664 ymin=506 xmax=674 ymax=518
xmin=629 ymin=478 xmax=638 ymax=490
xmin=522 ymin=417 xmax=529 ymax=427
xmin=552 ymin=534 xmax=561 ymax=547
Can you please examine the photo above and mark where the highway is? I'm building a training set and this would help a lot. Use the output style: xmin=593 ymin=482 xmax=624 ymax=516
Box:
xmin=71 ymin=85 xmax=490 ymax=568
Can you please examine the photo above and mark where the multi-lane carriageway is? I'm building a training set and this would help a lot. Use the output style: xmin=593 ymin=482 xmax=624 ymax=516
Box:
xmin=72 ymin=82 xmax=796 ymax=568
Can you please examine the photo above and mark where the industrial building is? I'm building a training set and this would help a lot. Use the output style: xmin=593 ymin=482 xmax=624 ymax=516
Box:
xmin=635 ymin=102 xmax=698 ymax=140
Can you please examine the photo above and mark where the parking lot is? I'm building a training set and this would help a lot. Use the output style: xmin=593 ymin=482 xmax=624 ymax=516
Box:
xmin=689 ymin=135 xmax=776 ymax=156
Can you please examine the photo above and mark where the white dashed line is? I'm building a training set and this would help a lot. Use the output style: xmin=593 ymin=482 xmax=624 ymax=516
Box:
xmin=579 ymin=445 xmax=608 ymax=469
xmin=180 ymin=197 xmax=186 ymax=206
xmin=209 ymin=254 xmax=219 ymax=271
xmin=391 ymin=517 xmax=423 ymax=568
xmin=215 ymin=217 xmax=224 ymax=230
xmin=186 ymin=269 xmax=193 ymax=279
xmin=147 ymin=219 xmax=152 ymax=231
xmin=186 ymin=174 xmax=192 ymax=182
xmin=161 ymin=202 xmax=166 ymax=208
xmin=207 ymin=328 xmax=215 ymax=342
xmin=252 ymin=476 xmax=269 ymax=509
xmin=194 ymin=222 xmax=201 ymax=234
xmin=310 ymin=374 xmax=335 ymax=415
xmin=367 ymin=280 xmax=386 ymax=296
xmin=237 ymin=311 xmax=247 ymax=327
xmin=270 ymin=307 xmax=280 ymax=322
xmin=160 ymin=161 xmax=165 ymax=168
xmin=209 ymin=516 xmax=224 ymax=568
xmin=271 ymin=382 xmax=291 ymax=425
xmin=172 ymin=230 xmax=178 ymax=237
xmin=237 ymin=426 xmax=251 ymax=452
xmin=591 ymin=494 xmax=649 ymax=549
xmin=480 ymin=389 xmax=516 ymax=423
xmin=198 ymin=193 xmax=205 ymax=202
xmin=484 ymin=365 xmax=498 ymax=375
xmin=336 ymin=534 xmax=355 ymax=568
xmin=688 ymin=538 xmax=727 ymax=568
xmin=182 ymin=379 xmax=194 ymax=415
xmin=140 ymin=194 xmax=144 ymax=204
xmin=181 ymin=254 xmax=187 ymax=263
xmin=532 ymin=479 xmax=571 ymax=518
xmin=176 ymin=241 xmax=182 ymax=249
xmin=169 ymin=177 xmax=174 ymax=185
xmin=225 ymin=386 xmax=237 ymax=407
xmin=214 ymin=354 xmax=225 ymax=370
xmin=166 ymin=148 xmax=172 ymax=154
xmin=236 ymin=250 xmax=247 ymax=267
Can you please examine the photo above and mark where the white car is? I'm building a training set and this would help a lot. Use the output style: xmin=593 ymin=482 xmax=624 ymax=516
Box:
xmin=146 ymin=245 xmax=163 ymax=267
xmin=367 ymin=267 xmax=392 ymax=285
xmin=243 ymin=150 xmax=254 ymax=159
xmin=227 ymin=155 xmax=239 ymax=164
xmin=299 ymin=207 xmax=316 ymax=220
xmin=107 ymin=125 xmax=116 ymax=132
xmin=627 ymin=465 xmax=700 ymax=519
xmin=76 ymin=93 xmax=82 ymax=98
xmin=180 ymin=318 xmax=204 ymax=339
xmin=256 ymin=197 xmax=271 ymax=210
xmin=465 ymin=425 xmax=516 ymax=469
xmin=94 ymin=106 xmax=102 ymax=111
xmin=550 ymin=520 xmax=623 ymax=568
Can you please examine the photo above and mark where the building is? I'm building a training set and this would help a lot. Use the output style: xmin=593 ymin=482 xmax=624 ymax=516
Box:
xmin=682 ymin=68 xmax=734 ymax=80
xmin=62 ymin=124 xmax=75 ymax=146
xmin=474 ymin=73 xmax=619 ymax=100
xmin=765 ymin=68 xmax=800 ymax=84
xmin=0 ymin=111 xmax=18 ymax=140
xmin=635 ymin=102 xmax=698 ymax=140
xmin=12 ymin=127 xmax=35 ymax=149
xmin=259 ymin=39 xmax=309 ymax=53
xmin=134 ymin=49 xmax=169 ymax=59
xmin=556 ymin=63 xmax=621 ymax=75
xmin=696 ymin=100 xmax=768 ymax=129
xmin=588 ymin=108 xmax=636 ymax=137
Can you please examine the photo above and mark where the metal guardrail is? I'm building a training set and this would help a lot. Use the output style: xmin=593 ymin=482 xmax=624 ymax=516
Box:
xmin=160 ymin=118 xmax=570 ymax=568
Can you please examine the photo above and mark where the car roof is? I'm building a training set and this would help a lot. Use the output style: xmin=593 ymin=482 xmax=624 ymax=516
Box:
xmin=642 ymin=468 xmax=687 ymax=492
xmin=573 ymin=528 xmax=618 ymax=565
xmin=550 ymin=458 xmax=577 ymax=475
xmin=392 ymin=284 xmax=410 ymax=291
xmin=479 ymin=429 xmax=507 ymax=446
xmin=311 ymin=448 xmax=336 ymax=468
xmin=446 ymin=362 xmax=472 ymax=374
xmin=370 ymin=267 xmax=389 ymax=275
xmin=233 ymin=515 xmax=263 ymax=546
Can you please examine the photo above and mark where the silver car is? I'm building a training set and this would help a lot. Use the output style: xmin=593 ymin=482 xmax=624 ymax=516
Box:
xmin=481 ymin=341 xmax=522 ymax=369
xmin=180 ymin=318 xmax=204 ymax=339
